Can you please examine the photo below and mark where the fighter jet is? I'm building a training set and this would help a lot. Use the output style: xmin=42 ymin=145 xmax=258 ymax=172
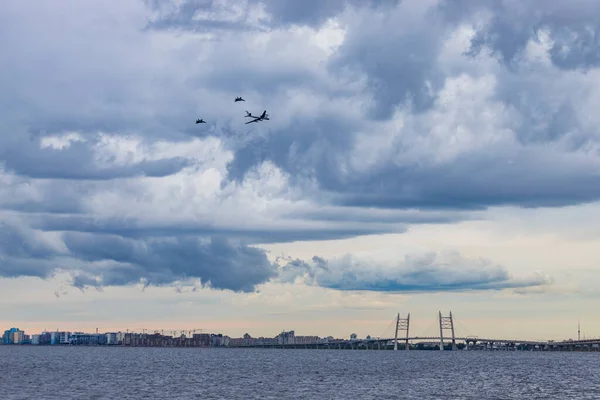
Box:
xmin=234 ymin=97 xmax=245 ymax=102
xmin=245 ymin=110 xmax=269 ymax=124
xmin=195 ymin=119 xmax=206 ymax=124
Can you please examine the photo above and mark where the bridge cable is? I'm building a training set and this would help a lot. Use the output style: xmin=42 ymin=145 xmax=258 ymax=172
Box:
xmin=452 ymin=317 xmax=476 ymax=339
xmin=415 ymin=315 xmax=440 ymax=338
xmin=377 ymin=317 xmax=397 ymax=340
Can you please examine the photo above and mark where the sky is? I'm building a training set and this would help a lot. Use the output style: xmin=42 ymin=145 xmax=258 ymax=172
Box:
xmin=1 ymin=0 xmax=600 ymax=341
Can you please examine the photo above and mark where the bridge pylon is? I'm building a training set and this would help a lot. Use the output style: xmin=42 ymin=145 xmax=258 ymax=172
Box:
xmin=439 ymin=311 xmax=457 ymax=351
xmin=394 ymin=313 xmax=410 ymax=351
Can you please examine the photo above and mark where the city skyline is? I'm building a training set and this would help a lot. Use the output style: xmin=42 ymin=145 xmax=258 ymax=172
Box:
xmin=3 ymin=313 xmax=597 ymax=350
xmin=1 ymin=326 xmax=329 ymax=346
xmin=2 ymin=0 xmax=600 ymax=341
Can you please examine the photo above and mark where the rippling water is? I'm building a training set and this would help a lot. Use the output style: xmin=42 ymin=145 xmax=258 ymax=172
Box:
xmin=1 ymin=346 xmax=598 ymax=399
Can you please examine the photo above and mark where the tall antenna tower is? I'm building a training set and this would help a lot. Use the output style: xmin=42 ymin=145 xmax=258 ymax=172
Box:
xmin=578 ymin=320 xmax=581 ymax=341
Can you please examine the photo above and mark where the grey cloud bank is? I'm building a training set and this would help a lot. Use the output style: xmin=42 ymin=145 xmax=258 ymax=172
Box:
xmin=0 ymin=219 xmax=549 ymax=294
xmin=0 ymin=220 xmax=276 ymax=293
xmin=64 ymin=233 xmax=277 ymax=293
xmin=1 ymin=0 xmax=598 ymax=294
xmin=1 ymin=140 xmax=192 ymax=180
xmin=278 ymin=252 xmax=552 ymax=293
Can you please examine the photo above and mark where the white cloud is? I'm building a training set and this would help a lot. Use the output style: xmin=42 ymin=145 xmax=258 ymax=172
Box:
xmin=39 ymin=132 xmax=85 ymax=150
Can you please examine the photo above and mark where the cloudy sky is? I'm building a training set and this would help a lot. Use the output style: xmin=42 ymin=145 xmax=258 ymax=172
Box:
xmin=1 ymin=0 xmax=600 ymax=341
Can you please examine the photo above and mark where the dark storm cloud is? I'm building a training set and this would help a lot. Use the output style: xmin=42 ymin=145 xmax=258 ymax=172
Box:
xmin=255 ymin=0 xmax=399 ymax=27
xmin=0 ymin=257 xmax=61 ymax=280
xmin=0 ymin=221 xmax=57 ymax=260
xmin=0 ymin=138 xmax=192 ymax=180
xmin=324 ymin=149 xmax=600 ymax=210
xmin=282 ymin=207 xmax=475 ymax=225
xmin=0 ymin=221 xmax=63 ymax=279
xmin=62 ymin=233 xmax=277 ymax=292
xmin=0 ymin=220 xmax=278 ymax=293
xmin=24 ymin=213 xmax=406 ymax=244
xmin=279 ymin=252 xmax=552 ymax=293
xmin=447 ymin=0 xmax=600 ymax=70
xmin=144 ymin=0 xmax=399 ymax=31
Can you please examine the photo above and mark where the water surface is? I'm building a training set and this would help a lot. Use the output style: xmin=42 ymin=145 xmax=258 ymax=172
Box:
xmin=0 ymin=347 xmax=597 ymax=399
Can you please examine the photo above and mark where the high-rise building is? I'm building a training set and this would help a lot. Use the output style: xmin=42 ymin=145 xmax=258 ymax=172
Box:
xmin=31 ymin=335 xmax=40 ymax=345
xmin=38 ymin=331 xmax=52 ymax=345
xmin=106 ymin=333 xmax=119 ymax=345
xmin=277 ymin=330 xmax=295 ymax=345
xmin=11 ymin=330 xmax=24 ymax=344
xmin=3 ymin=328 xmax=25 ymax=344
xmin=49 ymin=331 xmax=71 ymax=345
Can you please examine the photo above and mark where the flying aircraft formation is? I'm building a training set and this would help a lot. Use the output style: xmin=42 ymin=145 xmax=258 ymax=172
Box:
xmin=195 ymin=96 xmax=268 ymax=126
xmin=244 ymin=109 xmax=269 ymax=124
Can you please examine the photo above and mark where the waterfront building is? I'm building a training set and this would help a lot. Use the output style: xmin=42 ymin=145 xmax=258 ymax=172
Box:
xmin=295 ymin=336 xmax=320 ymax=345
xmin=277 ymin=330 xmax=295 ymax=345
xmin=106 ymin=333 xmax=119 ymax=345
xmin=50 ymin=331 xmax=71 ymax=345
xmin=2 ymin=328 xmax=25 ymax=344
xmin=31 ymin=335 xmax=40 ymax=345
xmin=70 ymin=333 xmax=107 ymax=345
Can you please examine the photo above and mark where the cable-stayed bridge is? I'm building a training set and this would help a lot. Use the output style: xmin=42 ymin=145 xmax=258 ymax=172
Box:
xmin=240 ymin=311 xmax=600 ymax=351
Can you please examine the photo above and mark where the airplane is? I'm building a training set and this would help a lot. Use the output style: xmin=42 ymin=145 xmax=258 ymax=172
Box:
xmin=245 ymin=110 xmax=269 ymax=124
xmin=234 ymin=97 xmax=245 ymax=102
xmin=195 ymin=119 xmax=206 ymax=124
